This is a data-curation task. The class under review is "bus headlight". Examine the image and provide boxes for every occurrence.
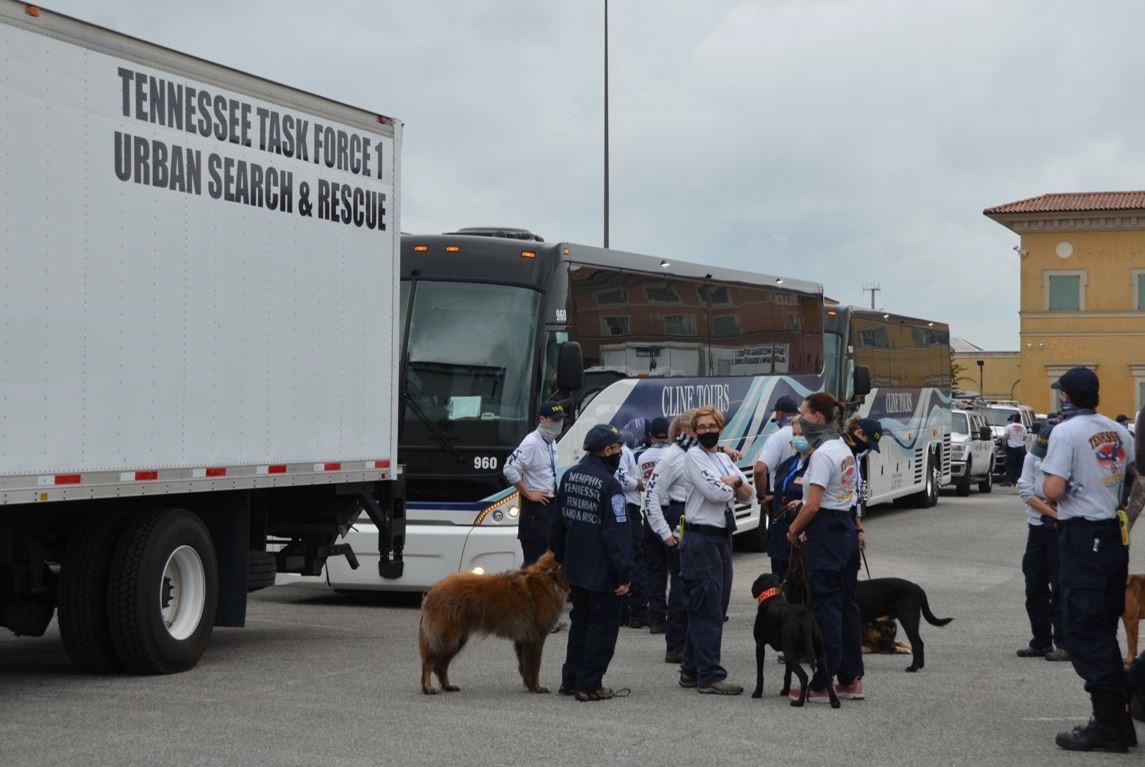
[476,492,521,526]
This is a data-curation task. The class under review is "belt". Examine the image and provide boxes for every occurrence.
[685,522,731,537]
[820,509,854,520]
[1057,517,1117,529]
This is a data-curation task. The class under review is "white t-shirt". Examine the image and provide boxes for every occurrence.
[1016,452,1049,526]
[1040,414,1134,522]
[758,424,794,492]
[1004,422,1028,449]
[804,438,857,511]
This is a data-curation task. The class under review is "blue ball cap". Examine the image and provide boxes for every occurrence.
[856,418,883,452]
[773,395,799,415]
[1030,423,1054,458]
[1051,367,1098,398]
[583,424,622,453]
[649,417,671,437]
[538,400,567,419]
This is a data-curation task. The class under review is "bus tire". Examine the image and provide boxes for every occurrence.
[911,453,938,508]
[107,508,218,674]
[58,516,128,673]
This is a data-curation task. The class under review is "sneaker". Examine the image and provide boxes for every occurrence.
[788,686,833,704]
[665,649,684,664]
[648,624,666,635]
[557,684,575,696]
[678,672,697,688]
[1016,645,1051,658]
[1044,648,1071,662]
[835,678,865,700]
[697,680,743,695]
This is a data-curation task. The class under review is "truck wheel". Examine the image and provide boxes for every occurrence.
[955,461,972,497]
[108,508,218,674]
[247,550,278,592]
[978,468,993,494]
[58,517,127,673]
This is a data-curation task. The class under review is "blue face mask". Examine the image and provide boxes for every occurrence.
[791,435,811,453]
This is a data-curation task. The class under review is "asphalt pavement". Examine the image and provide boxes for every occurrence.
[2,485,1142,766]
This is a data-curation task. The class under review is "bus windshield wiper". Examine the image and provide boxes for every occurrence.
[401,390,464,463]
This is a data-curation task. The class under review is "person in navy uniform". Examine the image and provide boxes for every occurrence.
[504,401,566,567]
[678,406,752,695]
[548,424,633,702]
[786,393,864,702]
[1041,368,1136,752]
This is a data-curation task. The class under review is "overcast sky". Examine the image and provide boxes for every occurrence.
[44,0,1145,350]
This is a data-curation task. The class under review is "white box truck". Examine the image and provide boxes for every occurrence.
[0,1,405,673]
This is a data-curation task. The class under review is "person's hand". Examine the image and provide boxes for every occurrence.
[636,479,646,492]
[757,494,773,506]
[857,530,867,551]
[524,488,552,504]
[786,528,805,546]
[723,446,743,461]
[663,536,678,548]
[720,474,740,487]
[614,582,631,596]
[785,499,801,512]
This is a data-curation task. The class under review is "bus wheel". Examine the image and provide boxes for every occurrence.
[107,508,218,674]
[911,453,938,508]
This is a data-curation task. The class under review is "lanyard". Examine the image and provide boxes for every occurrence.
[704,449,728,475]
[781,458,803,493]
[549,442,557,491]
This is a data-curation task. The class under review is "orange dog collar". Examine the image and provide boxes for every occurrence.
[756,587,780,605]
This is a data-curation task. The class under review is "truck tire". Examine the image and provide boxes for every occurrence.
[247,550,278,592]
[108,508,218,674]
[58,517,128,673]
[955,461,972,497]
[978,468,993,494]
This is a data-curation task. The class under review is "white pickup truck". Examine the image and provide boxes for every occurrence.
[948,408,994,495]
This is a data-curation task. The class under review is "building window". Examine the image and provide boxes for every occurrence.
[595,288,627,306]
[1044,270,1085,312]
[1134,271,1145,311]
[645,286,680,303]
[600,316,629,336]
[1133,364,1145,411]
[712,314,740,337]
[661,314,696,336]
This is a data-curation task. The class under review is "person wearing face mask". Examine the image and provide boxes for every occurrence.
[785,392,864,703]
[677,406,753,695]
[843,416,883,543]
[616,434,649,629]
[503,400,566,568]
[1040,368,1136,752]
[1015,423,1068,662]
[768,417,812,606]
[644,411,698,663]
[754,396,801,507]
[548,424,633,701]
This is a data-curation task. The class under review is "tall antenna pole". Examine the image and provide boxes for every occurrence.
[603,0,610,248]
[862,281,880,310]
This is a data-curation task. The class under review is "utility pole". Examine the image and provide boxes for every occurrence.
[862,281,880,310]
[603,0,609,248]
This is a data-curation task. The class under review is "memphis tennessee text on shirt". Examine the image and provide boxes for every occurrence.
[661,384,732,417]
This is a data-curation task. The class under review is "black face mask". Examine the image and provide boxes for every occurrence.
[697,432,720,450]
[846,433,868,455]
[603,453,622,473]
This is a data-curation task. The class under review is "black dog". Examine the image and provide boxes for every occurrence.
[750,573,840,708]
[857,577,952,672]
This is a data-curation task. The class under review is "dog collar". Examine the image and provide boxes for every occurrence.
[756,587,780,605]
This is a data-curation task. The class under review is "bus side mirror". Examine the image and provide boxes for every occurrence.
[853,365,871,397]
[557,341,584,391]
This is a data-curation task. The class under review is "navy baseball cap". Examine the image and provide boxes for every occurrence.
[538,401,567,419]
[583,424,623,453]
[649,417,670,437]
[1051,367,1098,398]
[1030,423,1054,458]
[856,418,883,452]
[772,396,799,415]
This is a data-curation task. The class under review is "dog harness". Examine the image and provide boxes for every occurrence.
[756,587,780,605]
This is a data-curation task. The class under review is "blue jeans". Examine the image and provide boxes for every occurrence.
[679,531,733,686]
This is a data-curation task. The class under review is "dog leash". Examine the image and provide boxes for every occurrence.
[861,548,872,580]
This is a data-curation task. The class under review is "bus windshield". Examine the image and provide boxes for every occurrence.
[403,281,541,426]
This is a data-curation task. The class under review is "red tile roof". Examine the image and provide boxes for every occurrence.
[984,191,1145,215]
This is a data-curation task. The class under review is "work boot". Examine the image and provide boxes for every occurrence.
[1055,692,1129,753]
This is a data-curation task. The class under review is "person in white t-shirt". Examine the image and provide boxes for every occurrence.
[1003,414,1029,486]
[786,392,863,704]
[753,395,800,505]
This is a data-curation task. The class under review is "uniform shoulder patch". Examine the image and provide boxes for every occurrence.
[611,494,627,523]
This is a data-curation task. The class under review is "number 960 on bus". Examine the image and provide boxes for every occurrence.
[473,456,499,470]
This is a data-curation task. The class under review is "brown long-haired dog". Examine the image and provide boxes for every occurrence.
[419,551,570,695]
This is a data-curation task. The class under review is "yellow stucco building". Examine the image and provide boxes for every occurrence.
[985,192,1145,417]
